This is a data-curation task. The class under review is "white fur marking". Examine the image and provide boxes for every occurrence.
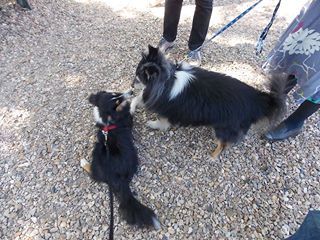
[130,90,144,114]
[147,118,171,131]
[93,106,105,125]
[170,70,194,100]
[80,159,89,168]
[134,76,145,90]
[180,61,193,70]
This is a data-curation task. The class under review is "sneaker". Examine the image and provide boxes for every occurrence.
[264,122,303,141]
[158,37,175,53]
[187,50,202,66]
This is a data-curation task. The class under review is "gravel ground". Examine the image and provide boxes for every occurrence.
[1,0,319,239]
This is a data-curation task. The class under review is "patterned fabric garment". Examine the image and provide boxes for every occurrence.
[263,0,320,104]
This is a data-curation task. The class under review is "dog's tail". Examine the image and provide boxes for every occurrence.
[118,186,160,229]
[259,74,288,125]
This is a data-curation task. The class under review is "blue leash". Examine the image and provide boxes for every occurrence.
[193,0,281,55]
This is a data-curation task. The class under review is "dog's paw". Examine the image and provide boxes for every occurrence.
[80,159,89,168]
[147,120,170,131]
[210,152,220,160]
[81,159,91,174]
[146,120,158,129]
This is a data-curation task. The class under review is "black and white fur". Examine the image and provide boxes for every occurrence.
[131,45,286,157]
[82,90,160,229]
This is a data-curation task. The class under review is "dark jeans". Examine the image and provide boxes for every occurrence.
[163,0,213,51]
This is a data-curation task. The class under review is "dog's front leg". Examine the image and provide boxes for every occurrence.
[130,90,145,115]
[147,117,171,131]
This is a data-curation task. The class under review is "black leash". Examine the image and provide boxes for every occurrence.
[195,0,265,53]
[108,185,114,240]
[101,127,115,240]
[181,0,282,59]
[255,0,282,55]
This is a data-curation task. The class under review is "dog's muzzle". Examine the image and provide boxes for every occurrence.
[132,76,144,90]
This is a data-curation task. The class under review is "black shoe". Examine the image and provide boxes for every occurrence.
[264,122,303,141]
[16,0,31,9]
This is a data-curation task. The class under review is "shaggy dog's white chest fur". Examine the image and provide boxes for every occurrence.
[169,70,194,100]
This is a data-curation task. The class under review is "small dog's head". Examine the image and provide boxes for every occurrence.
[88,90,133,126]
[133,45,172,89]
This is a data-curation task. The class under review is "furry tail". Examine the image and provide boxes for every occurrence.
[118,187,160,229]
[260,74,288,125]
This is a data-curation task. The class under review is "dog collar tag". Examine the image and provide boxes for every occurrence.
[101,125,117,142]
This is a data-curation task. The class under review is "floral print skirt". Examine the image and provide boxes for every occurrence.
[263,0,320,104]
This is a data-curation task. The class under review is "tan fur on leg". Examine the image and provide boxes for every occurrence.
[116,100,128,112]
[211,140,227,159]
[213,139,220,145]
[81,159,91,174]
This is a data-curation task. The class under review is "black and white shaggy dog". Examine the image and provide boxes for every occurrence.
[81,90,160,229]
[130,45,286,158]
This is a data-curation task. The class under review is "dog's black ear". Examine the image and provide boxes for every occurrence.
[144,63,160,80]
[88,93,98,105]
[148,44,159,57]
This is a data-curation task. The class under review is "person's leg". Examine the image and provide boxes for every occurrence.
[285,100,319,128]
[163,0,184,42]
[188,0,213,50]
[186,0,213,66]
[265,100,320,141]
[159,0,183,52]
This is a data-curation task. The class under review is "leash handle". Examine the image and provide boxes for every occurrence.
[255,0,282,55]
[109,186,114,240]
[194,0,265,52]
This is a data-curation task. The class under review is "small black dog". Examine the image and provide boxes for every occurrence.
[131,45,286,158]
[81,90,160,229]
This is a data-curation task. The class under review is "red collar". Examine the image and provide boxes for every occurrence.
[102,124,117,133]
